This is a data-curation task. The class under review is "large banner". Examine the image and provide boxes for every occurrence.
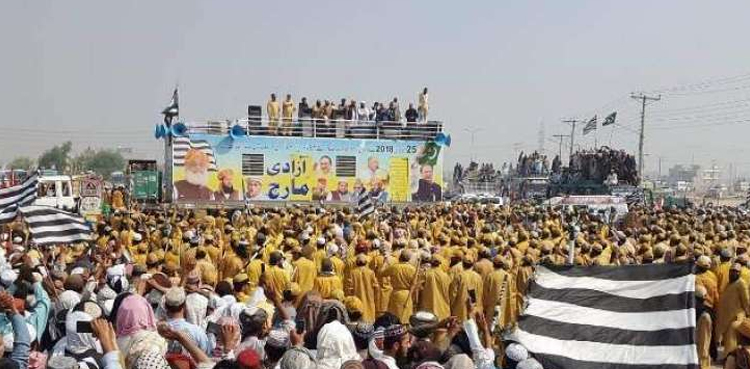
[171,134,444,203]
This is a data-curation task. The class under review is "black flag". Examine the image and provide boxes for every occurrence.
[603,111,617,126]
[162,88,179,126]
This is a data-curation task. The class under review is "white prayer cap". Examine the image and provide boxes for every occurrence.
[326,243,339,256]
[0,269,17,287]
[505,343,529,362]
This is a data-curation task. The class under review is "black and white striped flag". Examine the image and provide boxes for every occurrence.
[356,190,375,220]
[173,136,217,172]
[19,205,91,246]
[0,175,38,224]
[511,264,697,369]
[582,115,597,135]
[626,189,644,206]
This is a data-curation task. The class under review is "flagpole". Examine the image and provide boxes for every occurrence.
[163,86,178,203]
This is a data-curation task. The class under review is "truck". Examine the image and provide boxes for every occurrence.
[127,160,160,204]
[35,175,78,212]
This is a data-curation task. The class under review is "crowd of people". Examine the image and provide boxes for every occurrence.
[558,147,638,185]
[452,147,634,188]
[452,163,502,185]
[1,201,749,369]
[513,153,549,178]
[261,89,431,137]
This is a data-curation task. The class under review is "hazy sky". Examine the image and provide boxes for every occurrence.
[3,1,750,177]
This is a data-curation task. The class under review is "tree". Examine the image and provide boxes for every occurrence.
[38,141,73,172]
[71,147,125,178]
[70,148,96,174]
[7,156,35,170]
[86,149,125,178]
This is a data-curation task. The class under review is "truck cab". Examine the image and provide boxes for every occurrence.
[35,175,78,211]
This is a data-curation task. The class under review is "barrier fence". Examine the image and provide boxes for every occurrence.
[186,118,445,141]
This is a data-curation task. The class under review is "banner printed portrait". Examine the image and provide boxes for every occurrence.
[172,134,444,202]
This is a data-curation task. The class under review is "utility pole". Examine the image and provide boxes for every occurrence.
[631,93,661,185]
[562,119,581,159]
[658,156,663,179]
[552,134,567,159]
[537,120,546,154]
[463,127,483,162]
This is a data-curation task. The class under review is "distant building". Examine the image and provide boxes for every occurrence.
[734,180,750,193]
[674,181,691,192]
[668,164,700,184]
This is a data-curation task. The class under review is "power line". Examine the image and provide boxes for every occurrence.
[649,118,750,130]
[568,95,630,120]
[644,71,750,94]
[612,123,640,135]
[613,110,750,129]
[664,83,750,97]
[648,98,750,115]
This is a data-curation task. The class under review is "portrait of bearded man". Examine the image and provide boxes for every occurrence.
[174,148,215,201]
[214,168,242,201]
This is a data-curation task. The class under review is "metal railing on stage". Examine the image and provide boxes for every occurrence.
[187,118,444,141]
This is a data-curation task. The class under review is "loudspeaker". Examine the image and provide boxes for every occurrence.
[170,122,188,137]
[154,124,167,139]
[434,132,452,147]
[247,105,262,126]
[230,124,246,140]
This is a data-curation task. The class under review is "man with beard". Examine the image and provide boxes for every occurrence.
[174,149,214,201]
[214,169,241,201]
[329,180,351,202]
[369,171,390,204]
[380,324,411,369]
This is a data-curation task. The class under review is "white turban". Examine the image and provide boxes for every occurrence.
[505,343,529,362]
[0,269,17,288]
[106,264,129,292]
[55,290,81,314]
[327,243,339,257]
